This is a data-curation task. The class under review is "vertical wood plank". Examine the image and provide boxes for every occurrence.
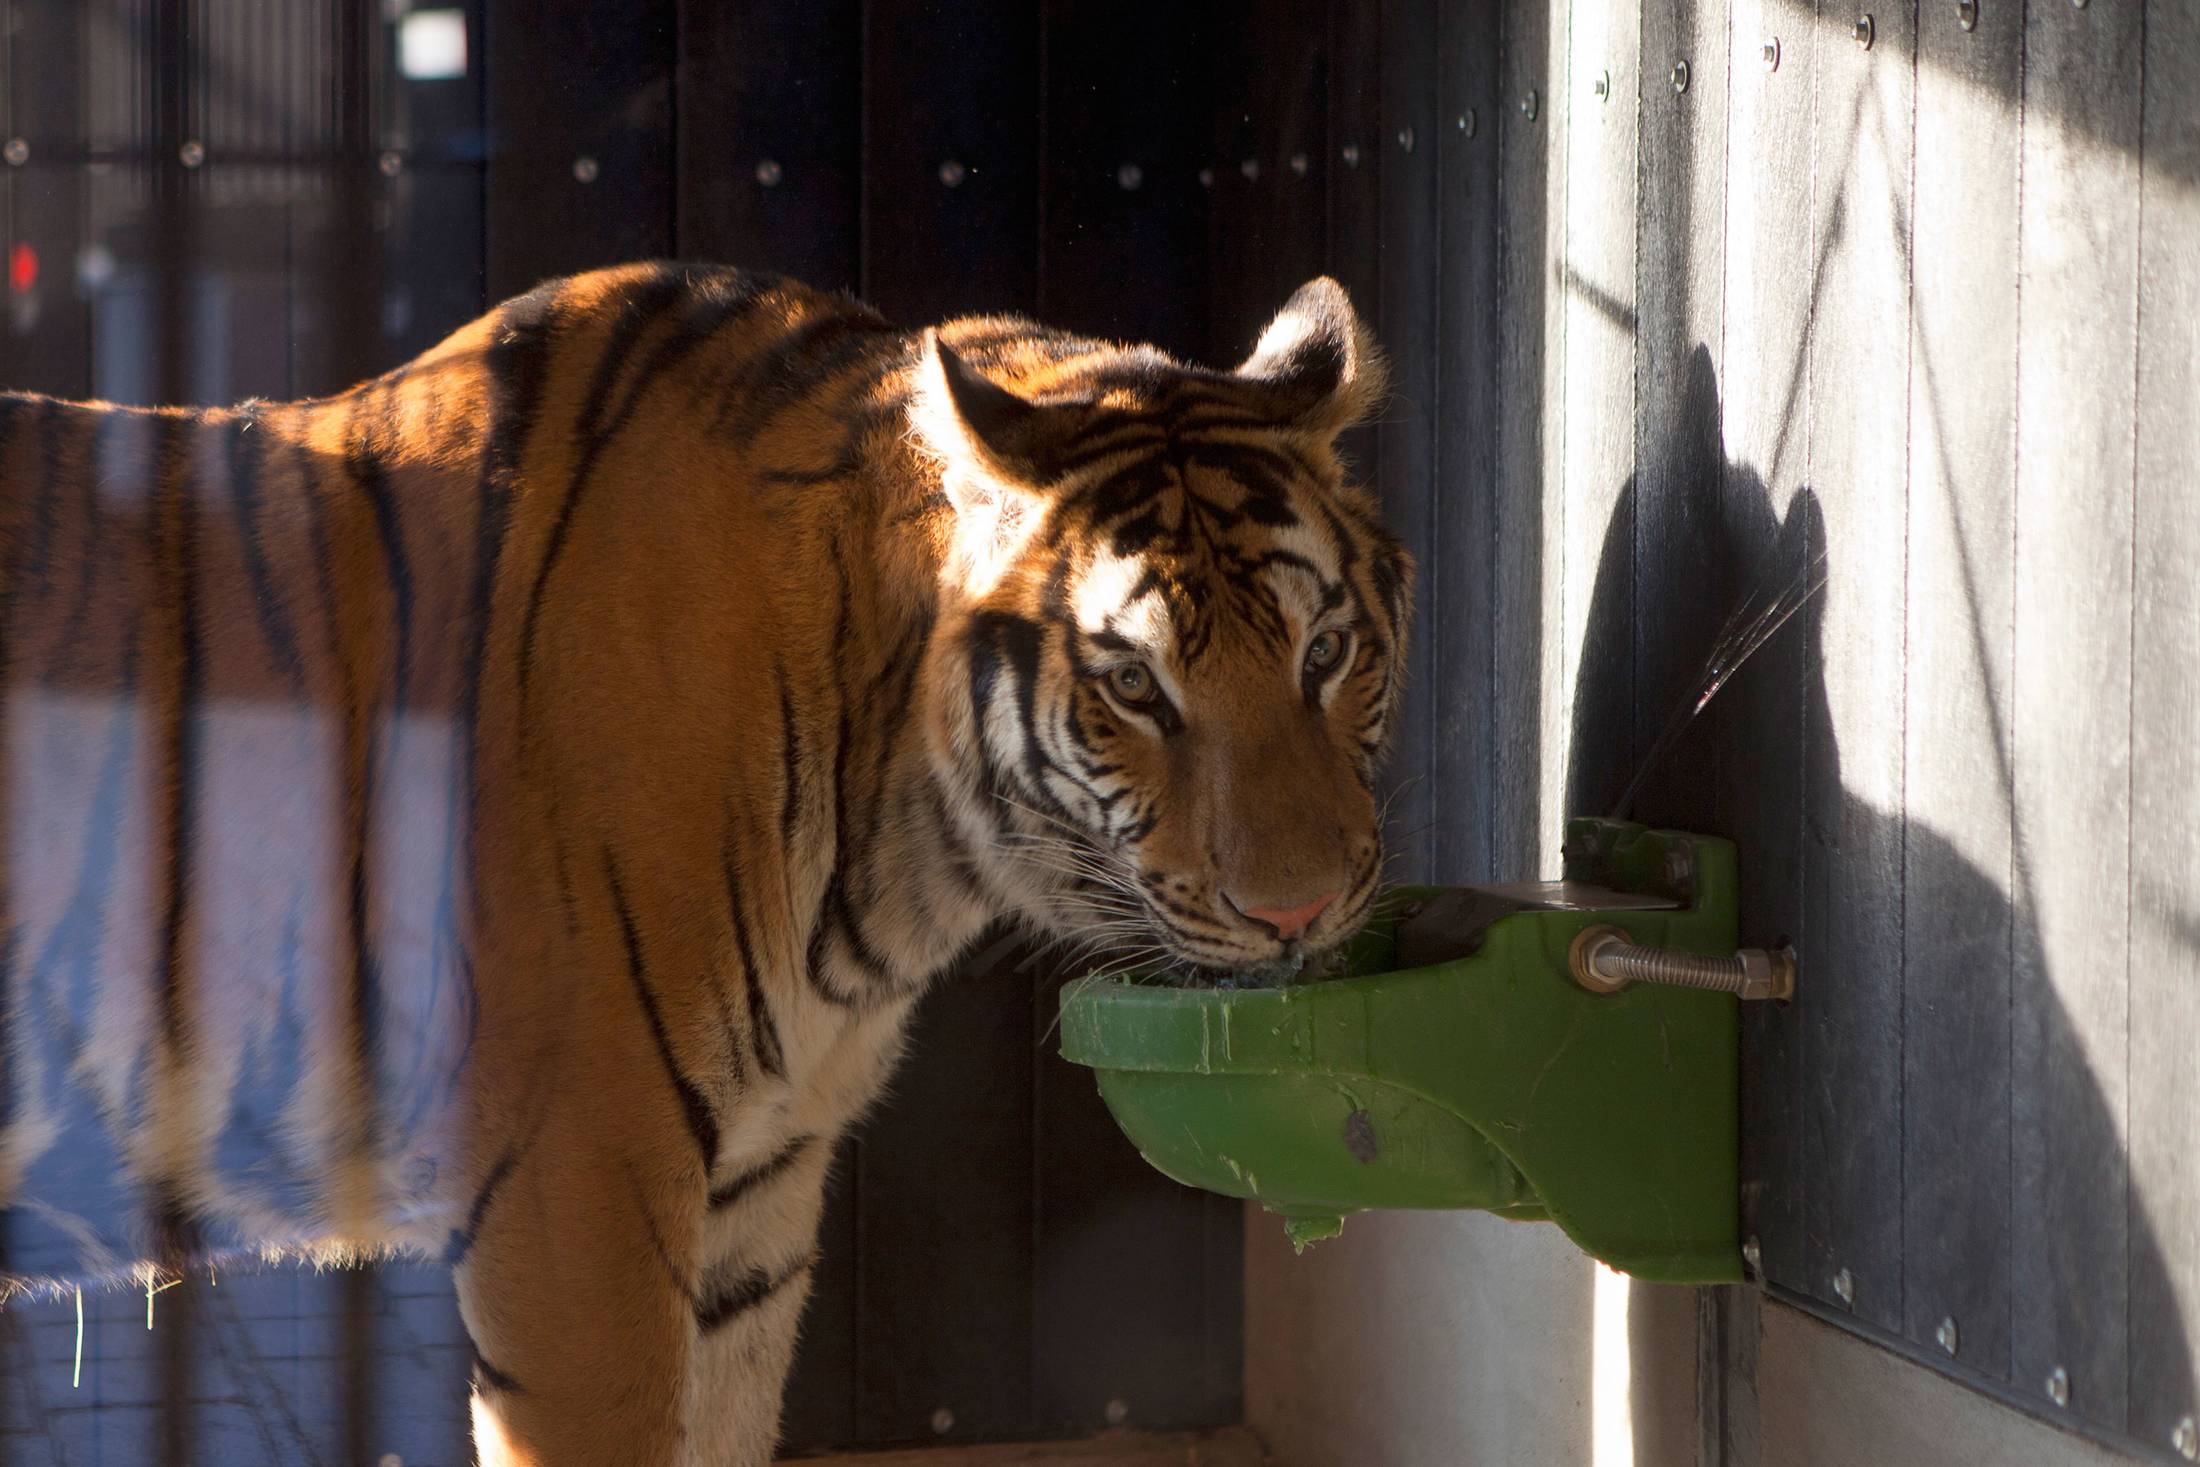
[2123,0,2200,1448]
[482,0,674,300]
[1900,0,2022,1383]
[1491,0,1560,878]
[2,0,92,397]
[1326,0,1381,489]
[1429,0,1502,883]
[1377,0,1438,885]
[1718,0,1813,1294]
[2009,0,2142,1432]
[1798,0,1913,1336]
[674,0,862,290]
[1555,0,1639,825]
[1629,0,1728,834]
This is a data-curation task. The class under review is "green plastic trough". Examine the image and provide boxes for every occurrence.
[1056,818,1745,1284]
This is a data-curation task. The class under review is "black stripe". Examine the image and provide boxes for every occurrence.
[776,658,803,844]
[707,1135,811,1211]
[723,824,785,1078]
[711,311,899,444]
[470,1347,525,1396]
[154,415,198,1047]
[444,1142,523,1266]
[222,405,309,695]
[606,850,721,1170]
[349,381,415,710]
[695,1255,812,1334]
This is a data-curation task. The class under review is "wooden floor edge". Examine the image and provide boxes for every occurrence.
[778,1424,1271,1466]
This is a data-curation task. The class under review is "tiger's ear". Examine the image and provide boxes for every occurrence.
[1233,277,1387,435]
[911,330,1083,493]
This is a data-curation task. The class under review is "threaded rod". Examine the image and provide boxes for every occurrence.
[1569,924,1795,1002]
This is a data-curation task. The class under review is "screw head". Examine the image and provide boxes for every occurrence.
[1396,126,1415,153]
[2071,0,2088,8]
[2173,1416,2198,1461]
[1340,142,1362,167]
[2046,1367,2070,1407]
[1957,0,1978,30]
[2,137,26,167]
[1104,1398,1130,1426]
[931,1407,955,1435]
[378,149,404,177]
[1239,157,1260,181]
[1741,1236,1762,1274]
[1832,1267,1855,1306]
[1196,166,1214,187]
[755,157,783,187]
[1521,89,1539,121]
[1761,37,1782,72]
[938,158,967,188]
[1855,13,1876,47]
[178,139,206,169]
[571,155,599,184]
[1671,60,1691,94]
[1116,162,1143,190]
[1593,70,1611,101]
[1458,109,1478,138]
[1288,152,1309,176]
[1935,1316,1959,1355]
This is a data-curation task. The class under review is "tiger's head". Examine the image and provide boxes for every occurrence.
[915,279,1412,980]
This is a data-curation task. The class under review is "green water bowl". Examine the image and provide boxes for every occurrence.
[1057,819,1747,1282]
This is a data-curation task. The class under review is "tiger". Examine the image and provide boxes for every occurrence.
[0,261,1411,1466]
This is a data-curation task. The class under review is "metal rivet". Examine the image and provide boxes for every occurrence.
[1741,1237,1762,1274]
[1593,70,1611,101]
[2,138,26,167]
[1957,0,1978,31]
[1833,1268,1855,1306]
[1395,126,1415,153]
[1340,142,1362,167]
[1760,37,1781,72]
[178,139,205,169]
[1116,162,1143,191]
[1289,152,1309,176]
[1196,166,1214,188]
[571,155,599,184]
[2173,1416,2198,1461]
[1855,13,1875,48]
[1239,157,1260,180]
[1521,90,1539,121]
[1104,1398,1130,1426]
[1458,109,1478,138]
[938,158,966,188]
[378,150,404,177]
[2046,1367,2070,1408]
[931,1407,955,1435]
[1935,1316,1959,1355]
[755,158,783,187]
[1671,60,1691,94]
[1665,848,1694,889]
[2071,0,2088,8]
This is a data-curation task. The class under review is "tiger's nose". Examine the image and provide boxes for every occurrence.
[1229,890,1339,942]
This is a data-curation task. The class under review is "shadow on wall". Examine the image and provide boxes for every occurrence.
[1564,346,2193,1456]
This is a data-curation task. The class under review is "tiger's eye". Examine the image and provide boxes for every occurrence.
[1304,630,1345,673]
[1109,663,1158,704]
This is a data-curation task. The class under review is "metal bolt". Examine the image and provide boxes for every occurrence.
[1458,109,1478,138]
[1833,1268,1855,1306]
[938,158,966,188]
[755,158,783,187]
[178,139,205,169]
[1761,37,1782,72]
[571,155,599,184]
[1288,152,1309,176]
[931,1407,955,1435]
[1935,1316,1959,1355]
[1340,142,1362,167]
[1104,1398,1130,1426]
[1671,60,1691,94]
[2,137,25,167]
[1116,162,1143,191]
[2046,1367,2070,1407]
[1741,1236,1762,1274]
[1521,90,1539,121]
[1396,126,1415,153]
[1593,70,1611,101]
[1855,13,1876,48]
[378,150,403,177]
[1957,0,1978,31]
[1197,167,1214,188]
[1239,157,1260,181]
[2173,1416,2198,1461]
